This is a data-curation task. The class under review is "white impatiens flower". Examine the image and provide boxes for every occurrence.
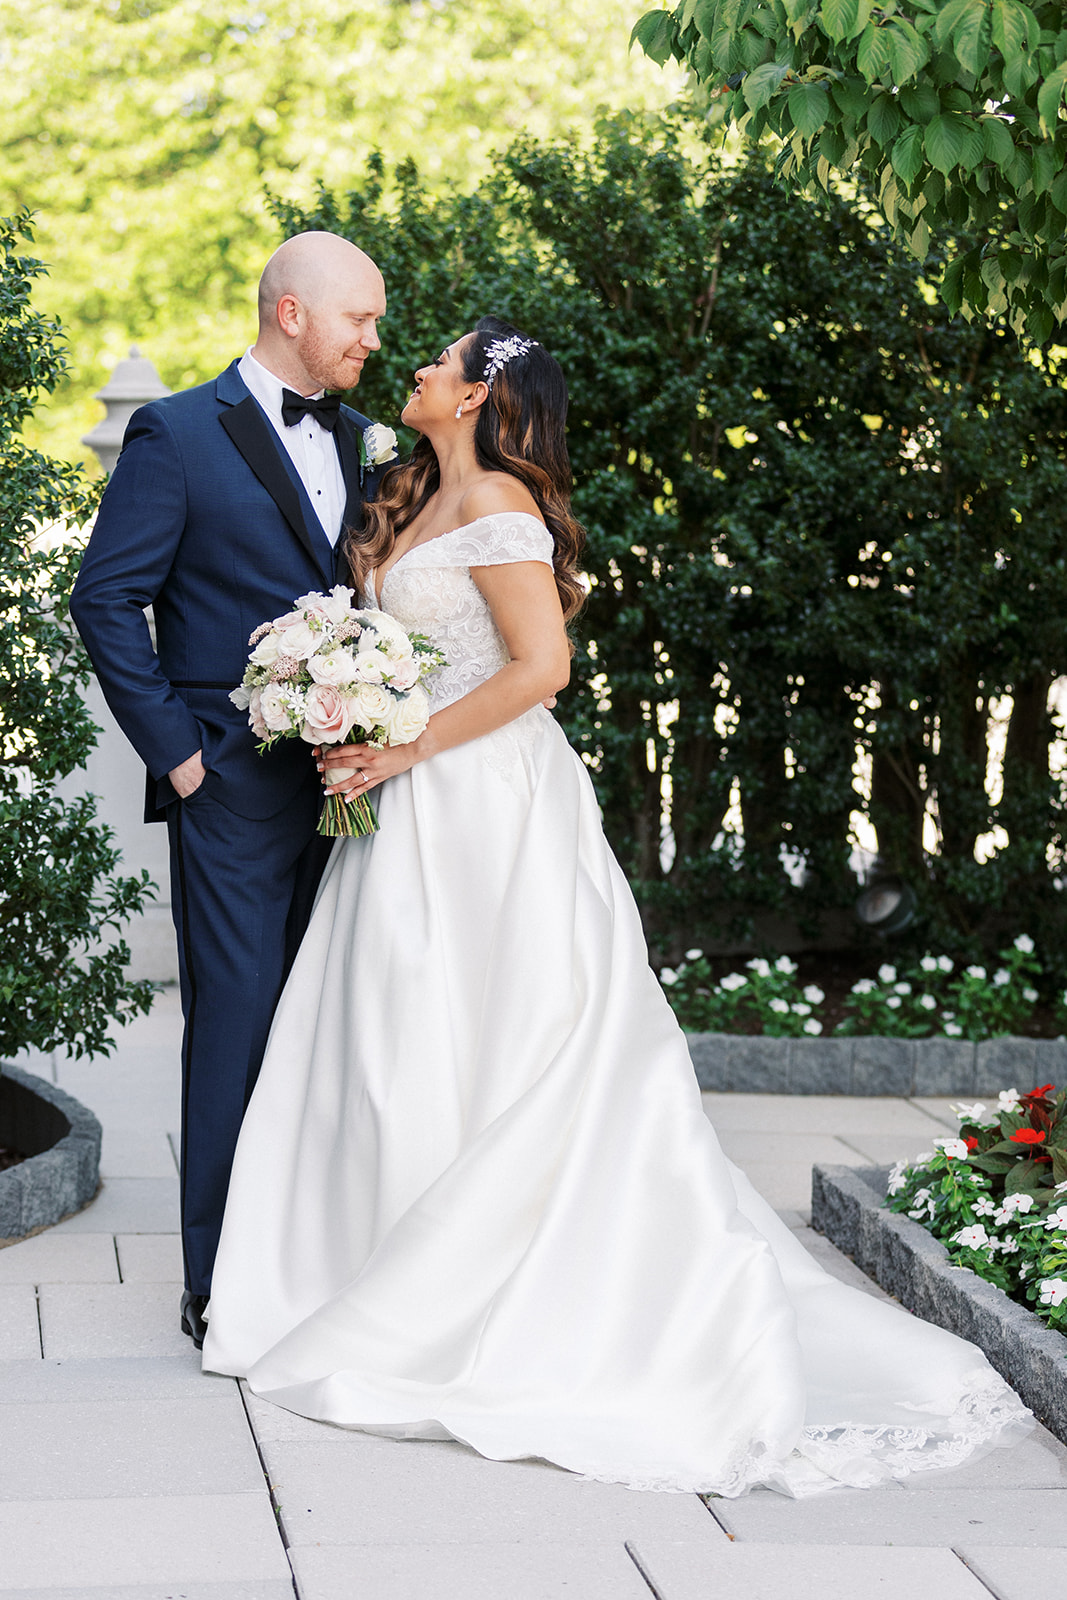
[775,955,797,974]
[937,955,954,972]
[993,968,1011,987]
[908,1187,936,1220]
[747,958,771,978]
[1023,987,1038,1003]
[803,1018,823,1035]
[999,1236,1020,1255]
[660,968,678,986]
[935,1138,971,1160]
[768,998,790,1015]
[1043,1206,1067,1233]
[720,972,747,992]
[894,980,912,995]
[792,1002,812,1016]
[919,994,937,1011]
[887,1160,909,1195]
[953,1101,991,1125]
[878,963,897,983]
[685,948,703,961]
[973,1198,996,1217]
[997,1089,1021,1112]
[851,978,876,995]
[913,1152,934,1165]
[1014,934,1035,954]
[803,984,825,1004]
[1038,1278,1067,1308]
[944,1022,963,1037]
[953,1224,990,1250]
[965,965,987,981]
[886,995,903,1009]
[920,955,938,972]
[994,1194,1035,1226]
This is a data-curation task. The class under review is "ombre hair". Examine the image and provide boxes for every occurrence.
[344,317,586,624]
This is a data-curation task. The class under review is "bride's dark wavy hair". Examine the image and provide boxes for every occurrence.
[344,317,586,624]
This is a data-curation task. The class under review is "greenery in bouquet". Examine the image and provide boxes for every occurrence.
[659,935,1053,1042]
[231,587,443,838]
[885,1084,1067,1335]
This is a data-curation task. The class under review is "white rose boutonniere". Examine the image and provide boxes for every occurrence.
[362,423,399,469]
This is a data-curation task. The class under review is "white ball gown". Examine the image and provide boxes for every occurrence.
[203,511,1030,1496]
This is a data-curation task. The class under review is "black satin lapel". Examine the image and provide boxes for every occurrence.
[220,398,327,576]
[334,413,365,533]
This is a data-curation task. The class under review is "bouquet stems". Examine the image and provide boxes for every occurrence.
[317,791,379,838]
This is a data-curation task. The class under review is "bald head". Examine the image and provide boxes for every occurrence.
[252,231,386,395]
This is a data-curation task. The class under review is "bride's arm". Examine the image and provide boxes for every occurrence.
[321,560,571,798]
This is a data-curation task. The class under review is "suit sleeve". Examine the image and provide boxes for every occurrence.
[70,402,203,780]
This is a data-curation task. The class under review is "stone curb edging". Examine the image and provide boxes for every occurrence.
[811,1162,1067,1446]
[0,1064,102,1243]
[687,1032,1067,1096]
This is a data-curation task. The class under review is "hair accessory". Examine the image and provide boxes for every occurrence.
[482,335,538,389]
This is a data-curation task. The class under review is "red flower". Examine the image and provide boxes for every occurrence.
[1030,1084,1055,1099]
[965,1136,978,1150]
[1010,1128,1046,1145]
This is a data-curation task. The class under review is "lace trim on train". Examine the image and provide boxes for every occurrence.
[576,1369,1032,1498]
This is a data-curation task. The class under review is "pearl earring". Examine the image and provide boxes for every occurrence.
[455,404,463,420]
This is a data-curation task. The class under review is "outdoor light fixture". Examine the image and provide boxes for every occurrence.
[854,875,916,936]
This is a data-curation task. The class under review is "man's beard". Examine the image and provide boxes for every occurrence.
[299,323,360,393]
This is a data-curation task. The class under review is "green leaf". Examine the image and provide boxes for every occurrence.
[951,1,993,78]
[743,59,789,110]
[1037,62,1067,136]
[820,0,873,44]
[1003,49,1039,97]
[856,22,890,81]
[981,114,1015,168]
[925,111,966,173]
[631,10,677,64]
[1032,141,1059,195]
[991,0,1030,61]
[909,214,931,259]
[867,91,901,144]
[900,84,940,122]
[1050,165,1067,216]
[788,82,832,138]
[886,18,930,85]
[891,123,926,184]
[934,0,977,49]
[942,255,966,314]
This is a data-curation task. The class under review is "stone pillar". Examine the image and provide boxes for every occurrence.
[81,346,170,474]
[69,349,177,982]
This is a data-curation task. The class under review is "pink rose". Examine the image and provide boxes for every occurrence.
[301,683,356,745]
[248,687,269,741]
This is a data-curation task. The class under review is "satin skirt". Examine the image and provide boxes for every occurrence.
[203,711,1030,1495]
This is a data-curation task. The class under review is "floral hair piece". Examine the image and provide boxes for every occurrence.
[482,335,538,389]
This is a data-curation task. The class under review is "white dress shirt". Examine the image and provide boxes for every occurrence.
[237,349,347,547]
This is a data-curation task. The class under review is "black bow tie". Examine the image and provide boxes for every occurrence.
[280,388,342,431]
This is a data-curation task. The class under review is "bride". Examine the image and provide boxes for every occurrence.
[202,317,1030,1496]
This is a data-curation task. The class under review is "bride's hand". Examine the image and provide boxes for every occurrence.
[318,740,420,799]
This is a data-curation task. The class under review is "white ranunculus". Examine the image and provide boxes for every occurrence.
[385,683,431,745]
[293,585,354,626]
[260,682,298,734]
[354,651,387,685]
[308,649,358,688]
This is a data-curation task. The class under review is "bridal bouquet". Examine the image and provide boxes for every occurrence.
[230,586,443,837]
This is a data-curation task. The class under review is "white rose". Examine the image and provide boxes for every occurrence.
[260,682,297,734]
[385,683,431,745]
[363,610,411,654]
[294,585,354,626]
[308,648,358,687]
[250,631,284,667]
[246,686,268,740]
[349,682,394,731]
[363,423,399,466]
[276,619,319,660]
[385,656,419,691]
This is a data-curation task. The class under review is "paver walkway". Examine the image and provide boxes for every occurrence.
[2,990,1065,1598]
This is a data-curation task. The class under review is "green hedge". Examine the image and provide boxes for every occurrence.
[272,112,1067,975]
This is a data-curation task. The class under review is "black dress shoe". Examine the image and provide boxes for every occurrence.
[180,1290,209,1349]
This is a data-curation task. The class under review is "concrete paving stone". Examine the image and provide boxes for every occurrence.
[0,1353,228,1403]
[909,1097,964,1129]
[701,1093,944,1136]
[117,1232,185,1282]
[241,1383,340,1445]
[724,1159,823,1214]
[0,1393,263,1500]
[50,1176,180,1234]
[102,1128,180,1178]
[262,1433,720,1548]
[776,1207,808,1230]
[956,1545,1067,1600]
[713,1486,1067,1547]
[630,1537,995,1600]
[289,1541,653,1600]
[0,1588,295,1600]
[0,1285,40,1360]
[790,1227,894,1301]
[0,1232,118,1285]
[836,1131,959,1168]
[0,1495,291,1588]
[715,1131,868,1172]
[39,1281,191,1358]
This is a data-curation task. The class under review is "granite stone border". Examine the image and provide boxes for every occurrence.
[687,1032,1067,1096]
[811,1161,1067,1446]
[0,1064,102,1243]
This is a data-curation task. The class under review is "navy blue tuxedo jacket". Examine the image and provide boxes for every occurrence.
[71,360,379,822]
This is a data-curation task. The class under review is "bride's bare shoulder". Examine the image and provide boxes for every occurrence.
[460,474,543,525]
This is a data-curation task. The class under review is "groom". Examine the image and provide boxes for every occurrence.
[70,232,390,1347]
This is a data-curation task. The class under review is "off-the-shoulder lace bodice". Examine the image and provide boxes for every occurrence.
[369,512,555,713]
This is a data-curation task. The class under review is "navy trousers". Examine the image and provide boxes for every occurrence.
[167,780,332,1295]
